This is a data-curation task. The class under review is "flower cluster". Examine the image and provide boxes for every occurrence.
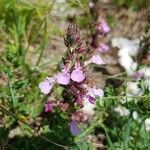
[95,20,110,34]
[89,19,110,53]
[39,24,105,135]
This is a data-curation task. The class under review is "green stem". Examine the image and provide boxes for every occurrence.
[124,115,132,149]
[143,120,150,148]
[100,124,114,149]
[35,0,55,66]
[101,95,150,100]
[8,81,17,108]
[36,32,46,66]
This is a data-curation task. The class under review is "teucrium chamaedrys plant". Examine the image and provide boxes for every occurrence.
[39,24,105,135]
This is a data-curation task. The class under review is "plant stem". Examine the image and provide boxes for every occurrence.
[8,81,17,108]
[101,95,150,100]
[36,18,47,66]
[100,124,114,149]
[124,115,132,149]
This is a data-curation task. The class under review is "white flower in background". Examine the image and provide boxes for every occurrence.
[144,118,150,131]
[114,107,150,131]
[111,37,139,75]
[114,106,130,117]
[9,127,22,139]
[144,79,150,90]
[139,67,150,78]
[112,37,139,57]
[126,82,143,96]
[132,111,138,120]
[121,82,144,103]
[118,54,138,75]
[139,67,150,89]
[111,37,149,102]
[132,111,141,122]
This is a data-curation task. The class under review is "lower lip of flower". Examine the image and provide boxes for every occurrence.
[71,69,85,82]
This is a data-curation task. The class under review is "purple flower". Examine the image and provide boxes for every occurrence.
[91,55,105,65]
[45,101,57,112]
[87,95,95,104]
[100,21,110,33]
[70,120,81,136]
[39,77,55,94]
[97,43,109,52]
[57,70,70,85]
[87,87,104,104]
[93,88,104,97]
[45,103,54,112]
[71,63,85,83]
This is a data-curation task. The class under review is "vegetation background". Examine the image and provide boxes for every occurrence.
[0,0,149,149]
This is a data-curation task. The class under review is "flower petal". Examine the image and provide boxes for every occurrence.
[101,21,110,33]
[70,120,81,136]
[87,87,104,98]
[45,103,53,112]
[39,79,53,94]
[97,43,109,52]
[71,69,85,82]
[87,95,95,104]
[93,88,104,97]
[91,55,105,65]
[57,72,70,85]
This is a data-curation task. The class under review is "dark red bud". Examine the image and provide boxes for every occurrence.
[77,46,86,53]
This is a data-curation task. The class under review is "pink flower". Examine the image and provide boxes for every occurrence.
[45,103,54,112]
[57,70,70,85]
[71,63,85,83]
[45,101,57,112]
[97,43,109,52]
[39,77,55,94]
[87,87,104,104]
[100,21,110,33]
[92,88,104,97]
[91,54,105,65]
